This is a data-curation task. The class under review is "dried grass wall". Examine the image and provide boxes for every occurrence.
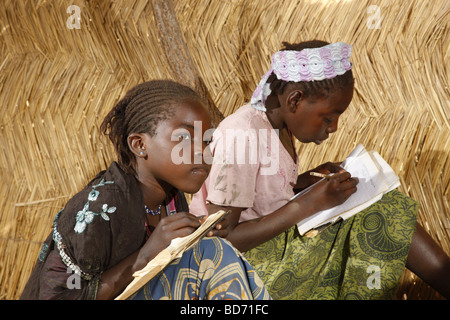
[0,0,448,299]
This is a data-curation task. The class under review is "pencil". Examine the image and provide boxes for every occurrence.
[310,172,333,179]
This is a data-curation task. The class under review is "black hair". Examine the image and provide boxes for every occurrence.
[100,80,204,176]
[268,40,354,100]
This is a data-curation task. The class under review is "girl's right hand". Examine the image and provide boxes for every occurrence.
[134,212,202,269]
[299,170,359,213]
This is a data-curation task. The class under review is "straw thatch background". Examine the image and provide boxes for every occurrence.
[0,0,448,300]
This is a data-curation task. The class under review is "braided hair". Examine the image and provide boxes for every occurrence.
[100,80,205,176]
[268,40,354,100]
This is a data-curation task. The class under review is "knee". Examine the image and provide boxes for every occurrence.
[198,237,239,255]
[407,225,450,282]
[431,253,450,278]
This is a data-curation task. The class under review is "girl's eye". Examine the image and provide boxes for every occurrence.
[203,131,213,146]
[178,133,191,142]
[324,118,332,124]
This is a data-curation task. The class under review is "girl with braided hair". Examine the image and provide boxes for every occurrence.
[190,40,450,299]
[21,80,270,300]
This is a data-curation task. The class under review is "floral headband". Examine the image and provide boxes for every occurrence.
[250,42,352,111]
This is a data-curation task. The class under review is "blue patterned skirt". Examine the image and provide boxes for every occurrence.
[131,237,270,300]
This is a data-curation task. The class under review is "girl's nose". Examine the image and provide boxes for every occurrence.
[193,148,203,164]
[327,119,339,134]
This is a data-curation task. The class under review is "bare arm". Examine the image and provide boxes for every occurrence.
[208,195,318,252]
[208,171,358,252]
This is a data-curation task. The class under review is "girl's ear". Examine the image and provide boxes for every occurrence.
[286,90,304,113]
[127,133,147,158]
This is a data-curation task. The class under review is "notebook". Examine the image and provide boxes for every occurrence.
[292,144,400,236]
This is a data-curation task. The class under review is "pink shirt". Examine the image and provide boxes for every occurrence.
[190,104,298,222]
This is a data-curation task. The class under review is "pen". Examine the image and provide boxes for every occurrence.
[310,172,334,179]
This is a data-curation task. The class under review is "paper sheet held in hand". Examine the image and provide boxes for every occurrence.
[115,209,230,300]
[292,144,400,236]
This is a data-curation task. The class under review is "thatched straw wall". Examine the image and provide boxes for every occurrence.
[0,0,448,299]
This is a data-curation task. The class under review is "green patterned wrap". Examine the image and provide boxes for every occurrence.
[244,190,418,300]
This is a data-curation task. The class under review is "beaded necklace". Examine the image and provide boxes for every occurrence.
[145,205,161,215]
[144,205,161,239]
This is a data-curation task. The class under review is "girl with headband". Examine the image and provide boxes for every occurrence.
[191,40,450,299]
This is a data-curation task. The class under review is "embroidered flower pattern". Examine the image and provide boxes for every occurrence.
[74,179,116,234]
[251,42,352,112]
[271,44,352,82]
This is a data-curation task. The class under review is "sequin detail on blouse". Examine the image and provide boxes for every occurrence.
[74,179,117,234]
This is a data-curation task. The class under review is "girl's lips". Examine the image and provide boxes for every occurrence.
[191,165,210,175]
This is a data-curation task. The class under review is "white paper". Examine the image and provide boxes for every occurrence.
[295,145,400,235]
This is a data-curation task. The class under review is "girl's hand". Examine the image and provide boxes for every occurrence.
[135,212,202,268]
[298,170,358,213]
[203,204,243,239]
[205,213,231,238]
[197,214,230,238]
[312,161,343,175]
[295,162,343,191]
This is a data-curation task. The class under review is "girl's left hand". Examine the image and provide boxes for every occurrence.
[205,214,231,238]
[202,205,243,239]
[312,161,343,175]
[294,161,343,191]
[196,214,228,237]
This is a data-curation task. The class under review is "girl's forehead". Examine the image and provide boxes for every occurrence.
[321,86,353,109]
[300,88,352,116]
[161,100,211,128]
